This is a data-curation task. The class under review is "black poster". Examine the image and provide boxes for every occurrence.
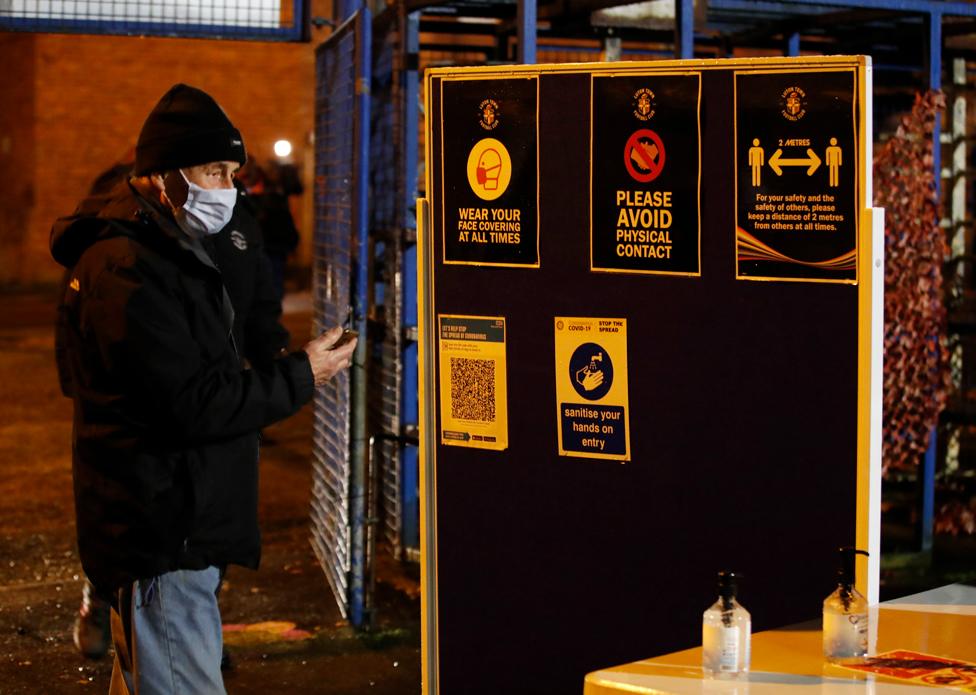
[590,73,700,275]
[735,70,858,282]
[440,77,539,267]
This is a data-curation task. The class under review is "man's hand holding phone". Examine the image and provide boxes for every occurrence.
[302,326,358,386]
[330,328,358,350]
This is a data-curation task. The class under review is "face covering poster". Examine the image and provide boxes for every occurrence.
[439,77,539,268]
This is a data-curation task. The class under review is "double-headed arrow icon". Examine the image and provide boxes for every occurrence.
[768,148,821,176]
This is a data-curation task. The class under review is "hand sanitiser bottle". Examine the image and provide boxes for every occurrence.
[823,547,870,663]
[702,571,751,679]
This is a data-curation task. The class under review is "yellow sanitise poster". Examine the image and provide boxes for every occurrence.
[438,315,508,450]
[554,317,630,461]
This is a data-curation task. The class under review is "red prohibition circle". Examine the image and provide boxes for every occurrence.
[624,129,666,183]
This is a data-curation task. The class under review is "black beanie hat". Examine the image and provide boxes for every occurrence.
[134,84,247,176]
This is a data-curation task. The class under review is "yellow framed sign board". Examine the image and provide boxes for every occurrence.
[419,55,881,695]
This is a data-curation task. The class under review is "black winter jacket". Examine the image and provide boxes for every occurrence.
[206,188,290,368]
[51,181,314,593]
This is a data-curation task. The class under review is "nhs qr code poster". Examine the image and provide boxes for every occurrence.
[438,315,509,450]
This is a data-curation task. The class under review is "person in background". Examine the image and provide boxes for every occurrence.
[64,151,137,661]
[239,159,300,305]
[87,149,136,197]
[52,83,356,694]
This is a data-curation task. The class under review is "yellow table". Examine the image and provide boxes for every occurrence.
[584,585,976,694]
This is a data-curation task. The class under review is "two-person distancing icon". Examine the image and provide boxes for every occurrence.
[749,137,842,187]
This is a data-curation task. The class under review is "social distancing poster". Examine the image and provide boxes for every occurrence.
[554,317,630,461]
[438,315,509,450]
[734,69,858,282]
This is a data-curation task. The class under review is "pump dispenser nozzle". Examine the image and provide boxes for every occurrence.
[717,571,738,613]
[836,547,869,610]
[837,547,869,588]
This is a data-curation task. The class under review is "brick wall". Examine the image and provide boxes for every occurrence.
[0,34,37,287]
[2,30,320,285]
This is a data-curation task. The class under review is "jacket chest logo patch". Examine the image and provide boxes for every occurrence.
[230,230,247,251]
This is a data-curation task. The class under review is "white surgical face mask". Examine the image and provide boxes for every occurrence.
[174,170,237,237]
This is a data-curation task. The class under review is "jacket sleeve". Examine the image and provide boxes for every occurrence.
[85,251,314,443]
[243,238,291,370]
[54,269,76,398]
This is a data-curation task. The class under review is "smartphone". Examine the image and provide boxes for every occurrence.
[330,328,358,350]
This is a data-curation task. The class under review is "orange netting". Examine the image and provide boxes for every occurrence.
[875,91,951,477]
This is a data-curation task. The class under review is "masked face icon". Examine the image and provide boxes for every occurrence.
[476,149,502,190]
[467,138,511,200]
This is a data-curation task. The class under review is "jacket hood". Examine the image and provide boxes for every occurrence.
[50,181,146,268]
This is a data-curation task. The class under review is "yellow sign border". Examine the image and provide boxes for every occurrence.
[426,54,868,78]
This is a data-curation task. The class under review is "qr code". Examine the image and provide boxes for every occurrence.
[450,357,496,422]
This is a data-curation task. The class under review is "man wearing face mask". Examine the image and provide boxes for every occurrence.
[51,84,355,695]
[67,165,294,664]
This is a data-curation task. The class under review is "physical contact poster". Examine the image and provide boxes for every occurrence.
[554,317,630,461]
[734,69,858,283]
[590,73,701,275]
[440,77,539,267]
[438,315,509,450]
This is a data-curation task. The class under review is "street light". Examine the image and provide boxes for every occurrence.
[274,139,292,158]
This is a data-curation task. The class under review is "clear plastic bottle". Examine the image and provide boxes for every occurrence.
[702,571,751,679]
[823,547,869,664]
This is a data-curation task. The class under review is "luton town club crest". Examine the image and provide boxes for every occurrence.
[780,86,807,121]
[632,88,656,121]
[479,99,499,130]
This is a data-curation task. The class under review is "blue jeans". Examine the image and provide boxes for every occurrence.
[109,567,226,695]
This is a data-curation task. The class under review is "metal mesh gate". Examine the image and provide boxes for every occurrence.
[310,10,370,625]
[0,0,306,39]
